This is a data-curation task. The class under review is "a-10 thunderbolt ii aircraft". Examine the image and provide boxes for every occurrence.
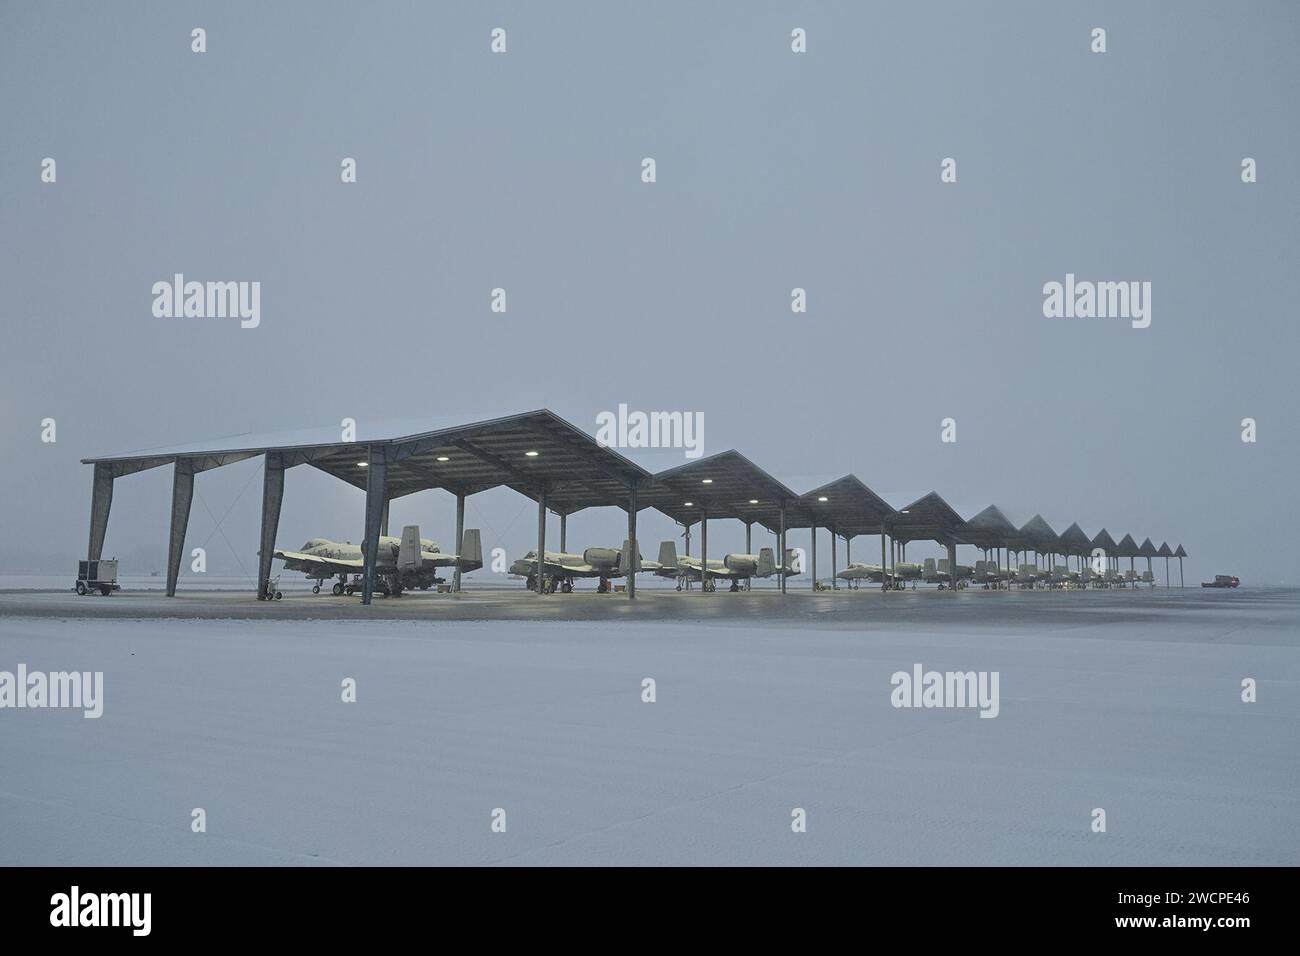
[922,557,973,588]
[274,525,482,596]
[509,541,660,593]
[652,541,797,591]
[836,561,925,589]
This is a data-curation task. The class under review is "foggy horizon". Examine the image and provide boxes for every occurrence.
[3,1,1297,585]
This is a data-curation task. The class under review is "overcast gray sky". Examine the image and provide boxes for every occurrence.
[2,1,1298,583]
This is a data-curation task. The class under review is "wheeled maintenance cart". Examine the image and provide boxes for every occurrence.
[75,558,120,596]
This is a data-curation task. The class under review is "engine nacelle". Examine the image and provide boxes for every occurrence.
[723,553,758,575]
[583,547,621,567]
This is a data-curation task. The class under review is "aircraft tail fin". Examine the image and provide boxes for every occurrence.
[658,540,678,570]
[620,539,640,573]
[757,547,775,577]
[459,529,483,572]
[398,525,422,571]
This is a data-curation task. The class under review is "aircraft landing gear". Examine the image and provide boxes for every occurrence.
[561,579,573,594]
[332,582,345,596]
[729,581,740,592]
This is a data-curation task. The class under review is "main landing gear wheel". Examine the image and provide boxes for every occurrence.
[561,580,573,594]
[75,582,87,595]
[332,582,345,596]
[312,585,321,594]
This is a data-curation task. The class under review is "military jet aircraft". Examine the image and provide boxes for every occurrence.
[923,557,973,589]
[509,540,658,593]
[836,562,886,587]
[275,525,482,596]
[654,541,793,591]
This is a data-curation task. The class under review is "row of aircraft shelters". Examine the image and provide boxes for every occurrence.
[81,409,1190,604]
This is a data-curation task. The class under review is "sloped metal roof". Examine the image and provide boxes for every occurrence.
[634,449,807,533]
[1174,544,1188,558]
[790,475,897,537]
[1019,514,1060,551]
[961,505,1021,549]
[1115,533,1141,557]
[889,492,967,545]
[1138,537,1159,558]
[1157,541,1174,557]
[84,409,653,512]
[1091,528,1119,552]
[1058,523,1093,555]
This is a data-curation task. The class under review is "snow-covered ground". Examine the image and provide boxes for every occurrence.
[1,593,1297,865]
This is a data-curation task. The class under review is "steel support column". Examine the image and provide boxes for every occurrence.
[880,523,888,592]
[87,462,114,561]
[699,509,709,592]
[536,486,547,596]
[452,493,465,592]
[810,523,817,590]
[947,539,958,591]
[744,521,752,590]
[559,513,567,555]
[778,504,786,594]
[831,528,837,589]
[257,452,285,600]
[380,499,390,537]
[361,445,388,605]
[626,486,637,601]
[166,459,195,597]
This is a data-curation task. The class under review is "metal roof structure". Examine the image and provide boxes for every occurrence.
[1157,542,1174,558]
[1174,544,1188,558]
[1058,523,1093,555]
[83,409,653,511]
[633,449,806,533]
[961,505,1021,550]
[1115,534,1141,558]
[889,492,968,546]
[1019,514,1060,552]
[1090,528,1119,553]
[791,475,897,537]
[81,407,1188,603]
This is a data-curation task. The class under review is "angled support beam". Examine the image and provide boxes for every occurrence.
[450,438,540,491]
[257,452,286,600]
[166,459,195,597]
[361,444,389,605]
[87,463,115,561]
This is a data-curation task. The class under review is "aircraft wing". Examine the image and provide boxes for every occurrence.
[274,549,364,576]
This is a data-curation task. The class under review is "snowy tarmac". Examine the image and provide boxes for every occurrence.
[1,587,1296,865]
